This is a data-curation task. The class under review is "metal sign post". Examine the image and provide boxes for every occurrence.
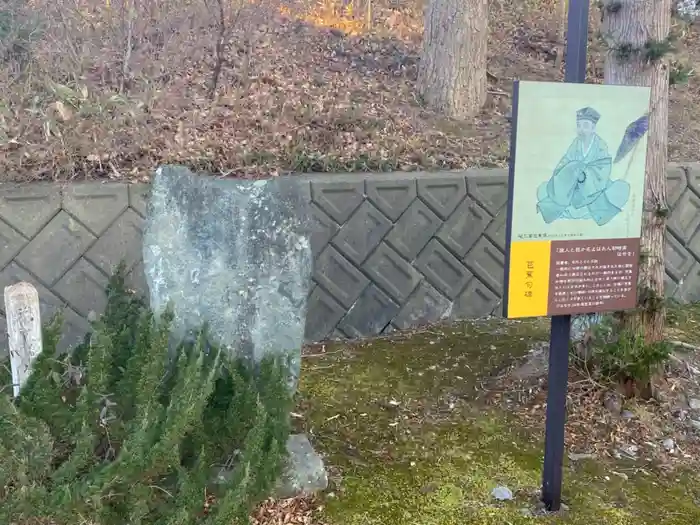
[541,0,590,512]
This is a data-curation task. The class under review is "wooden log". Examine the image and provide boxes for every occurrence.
[4,282,42,398]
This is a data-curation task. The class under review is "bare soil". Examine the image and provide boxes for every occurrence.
[1,0,698,182]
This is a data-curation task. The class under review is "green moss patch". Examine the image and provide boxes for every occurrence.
[297,319,700,525]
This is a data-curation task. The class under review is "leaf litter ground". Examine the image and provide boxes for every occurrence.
[2,0,699,181]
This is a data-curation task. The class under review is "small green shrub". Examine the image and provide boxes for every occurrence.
[0,265,292,524]
[592,330,672,385]
[573,317,673,387]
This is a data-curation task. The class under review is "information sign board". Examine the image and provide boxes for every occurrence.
[504,81,651,319]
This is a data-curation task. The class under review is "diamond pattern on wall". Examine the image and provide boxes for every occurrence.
[338,284,399,338]
[667,166,688,208]
[54,258,109,317]
[415,239,473,300]
[313,245,369,308]
[63,183,129,236]
[0,184,61,238]
[669,188,700,243]
[666,232,695,283]
[332,200,392,265]
[0,219,26,269]
[386,199,441,260]
[85,208,144,276]
[16,211,96,287]
[393,282,451,330]
[1,165,698,356]
[417,176,467,219]
[484,210,506,252]
[311,180,364,223]
[463,237,505,295]
[665,270,679,300]
[129,184,151,218]
[366,179,417,221]
[453,278,500,318]
[310,203,339,257]
[677,262,700,303]
[305,286,346,341]
[685,163,700,198]
[466,169,508,215]
[362,242,422,303]
[437,197,492,258]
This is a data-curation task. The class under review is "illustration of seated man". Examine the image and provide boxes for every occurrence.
[536,106,630,226]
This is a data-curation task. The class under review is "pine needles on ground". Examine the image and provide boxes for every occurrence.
[0,264,293,525]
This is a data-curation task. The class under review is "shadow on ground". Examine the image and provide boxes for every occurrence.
[297,317,700,525]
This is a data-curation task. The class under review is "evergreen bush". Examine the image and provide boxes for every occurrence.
[570,316,672,393]
[0,265,292,525]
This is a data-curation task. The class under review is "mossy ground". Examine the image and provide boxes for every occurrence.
[296,318,700,525]
[668,303,700,347]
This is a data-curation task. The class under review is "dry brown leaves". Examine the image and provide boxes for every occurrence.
[251,496,325,525]
[12,497,324,525]
[2,0,699,182]
[485,344,700,472]
[0,0,541,182]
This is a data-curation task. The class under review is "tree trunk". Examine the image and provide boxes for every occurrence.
[602,0,670,343]
[418,0,487,118]
[555,0,567,69]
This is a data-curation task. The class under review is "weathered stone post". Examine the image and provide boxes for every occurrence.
[4,282,42,398]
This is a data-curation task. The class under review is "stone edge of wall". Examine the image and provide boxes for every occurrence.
[2,161,695,188]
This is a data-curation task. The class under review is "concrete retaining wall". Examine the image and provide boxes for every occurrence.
[0,164,698,351]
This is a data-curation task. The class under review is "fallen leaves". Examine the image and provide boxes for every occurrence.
[486,340,700,473]
[1,0,515,181]
[11,497,324,525]
[251,496,324,525]
[53,101,73,122]
[2,0,699,183]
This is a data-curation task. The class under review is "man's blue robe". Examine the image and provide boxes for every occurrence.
[536,134,630,226]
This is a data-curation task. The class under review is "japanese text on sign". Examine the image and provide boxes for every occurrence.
[547,238,639,316]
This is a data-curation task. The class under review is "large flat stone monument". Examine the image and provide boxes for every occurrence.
[143,165,327,497]
[143,165,312,390]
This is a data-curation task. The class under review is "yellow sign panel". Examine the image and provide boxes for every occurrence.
[507,241,551,318]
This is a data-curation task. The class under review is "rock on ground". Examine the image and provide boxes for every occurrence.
[275,434,329,499]
[212,434,328,499]
[491,485,513,501]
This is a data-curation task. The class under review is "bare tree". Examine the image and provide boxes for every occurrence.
[601,0,672,344]
[203,0,265,98]
[555,0,567,69]
[417,0,488,118]
[207,0,231,98]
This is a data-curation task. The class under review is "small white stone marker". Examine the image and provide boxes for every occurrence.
[4,282,42,398]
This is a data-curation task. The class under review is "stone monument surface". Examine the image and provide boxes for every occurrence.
[143,165,312,390]
[143,165,326,496]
